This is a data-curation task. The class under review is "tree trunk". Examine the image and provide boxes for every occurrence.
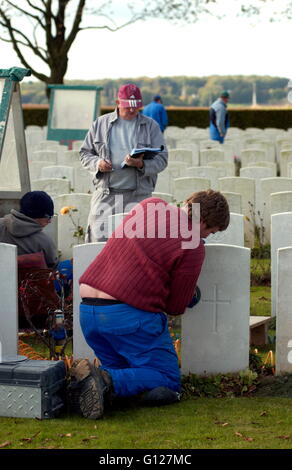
[45,56,68,98]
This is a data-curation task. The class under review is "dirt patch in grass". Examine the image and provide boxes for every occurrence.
[255,375,292,398]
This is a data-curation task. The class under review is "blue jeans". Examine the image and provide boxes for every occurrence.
[209,123,224,143]
[79,303,181,397]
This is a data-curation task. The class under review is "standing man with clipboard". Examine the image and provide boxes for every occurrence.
[80,84,168,242]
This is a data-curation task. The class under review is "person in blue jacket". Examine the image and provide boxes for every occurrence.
[209,91,230,143]
[142,95,168,133]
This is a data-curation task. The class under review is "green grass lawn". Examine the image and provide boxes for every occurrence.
[1,397,292,449]
[250,258,271,286]
[250,286,271,317]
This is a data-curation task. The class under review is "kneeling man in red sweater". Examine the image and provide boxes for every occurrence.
[69,190,230,419]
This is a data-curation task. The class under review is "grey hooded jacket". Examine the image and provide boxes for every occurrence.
[80,109,168,195]
[210,98,228,136]
[0,210,58,268]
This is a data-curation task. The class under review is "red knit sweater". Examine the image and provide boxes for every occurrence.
[79,198,205,316]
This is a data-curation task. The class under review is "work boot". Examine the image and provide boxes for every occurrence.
[68,358,113,420]
[140,386,181,406]
[66,380,83,415]
[66,358,89,415]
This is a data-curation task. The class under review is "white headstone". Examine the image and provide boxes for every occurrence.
[57,150,80,167]
[225,138,240,160]
[0,243,25,362]
[279,149,292,176]
[31,178,71,198]
[155,171,172,194]
[240,166,274,180]
[74,168,94,194]
[173,141,199,166]
[244,140,275,162]
[41,165,75,189]
[247,161,277,176]
[26,125,43,132]
[152,192,173,203]
[37,140,59,151]
[240,166,274,214]
[181,244,250,375]
[167,161,189,179]
[208,161,235,177]
[200,139,220,150]
[186,166,221,190]
[173,177,211,203]
[221,142,235,162]
[200,149,225,166]
[259,178,292,242]
[43,214,58,248]
[271,212,292,317]
[221,191,242,214]
[30,150,57,164]
[168,149,193,166]
[271,191,292,215]
[240,149,267,167]
[276,246,292,374]
[218,177,255,246]
[29,160,53,180]
[54,193,92,260]
[205,213,244,247]
[276,138,292,162]
[25,129,44,153]
[73,242,106,360]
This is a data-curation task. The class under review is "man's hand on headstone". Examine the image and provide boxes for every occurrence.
[98,160,112,172]
[124,154,144,169]
[188,286,201,308]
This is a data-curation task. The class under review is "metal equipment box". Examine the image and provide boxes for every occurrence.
[0,359,66,419]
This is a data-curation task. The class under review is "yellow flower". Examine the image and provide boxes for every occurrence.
[60,205,76,215]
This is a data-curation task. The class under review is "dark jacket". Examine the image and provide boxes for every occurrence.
[0,210,58,267]
[142,101,168,132]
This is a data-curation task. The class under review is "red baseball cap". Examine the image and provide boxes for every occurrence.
[117,84,143,108]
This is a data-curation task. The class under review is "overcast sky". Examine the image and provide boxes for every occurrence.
[1,2,291,81]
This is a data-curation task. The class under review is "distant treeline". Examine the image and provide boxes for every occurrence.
[20,75,290,107]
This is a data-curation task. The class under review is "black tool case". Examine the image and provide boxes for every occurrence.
[0,359,67,419]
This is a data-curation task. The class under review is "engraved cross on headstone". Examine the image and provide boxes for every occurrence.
[201,284,231,333]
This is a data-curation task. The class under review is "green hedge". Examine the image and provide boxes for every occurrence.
[166,108,292,129]
[23,105,292,130]
[23,106,48,127]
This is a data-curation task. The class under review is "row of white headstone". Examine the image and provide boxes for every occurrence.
[157,175,292,245]
[70,239,292,376]
[21,147,292,266]
[167,146,289,167]
[165,127,292,176]
[41,201,292,323]
[1,241,291,375]
[24,172,292,262]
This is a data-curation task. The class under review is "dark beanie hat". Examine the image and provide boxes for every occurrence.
[20,191,54,219]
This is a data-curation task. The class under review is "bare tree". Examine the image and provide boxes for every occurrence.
[0,0,216,94]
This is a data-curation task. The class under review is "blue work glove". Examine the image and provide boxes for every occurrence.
[188,286,201,308]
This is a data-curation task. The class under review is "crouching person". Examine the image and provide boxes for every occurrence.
[0,190,58,267]
[69,190,230,419]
